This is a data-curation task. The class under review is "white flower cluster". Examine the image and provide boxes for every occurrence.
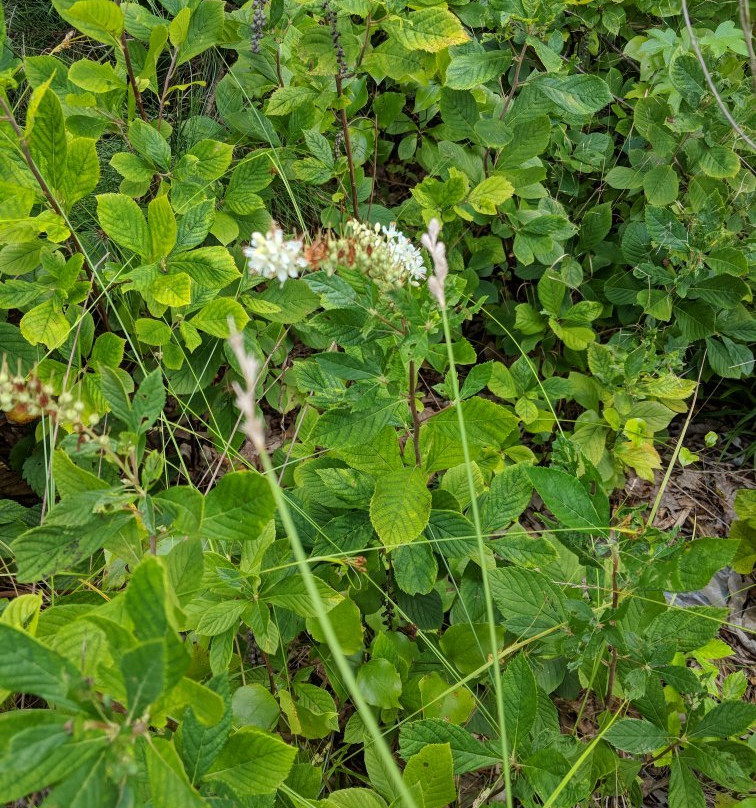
[379,223,427,283]
[243,226,309,285]
[336,220,428,291]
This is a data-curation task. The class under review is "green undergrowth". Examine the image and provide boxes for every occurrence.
[0,0,754,806]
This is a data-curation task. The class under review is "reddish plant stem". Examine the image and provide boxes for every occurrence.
[122,32,148,121]
[335,72,360,220]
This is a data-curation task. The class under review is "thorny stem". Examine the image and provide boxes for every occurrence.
[121,32,148,121]
[0,95,111,331]
[408,359,422,466]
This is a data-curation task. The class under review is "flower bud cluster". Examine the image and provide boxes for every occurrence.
[251,0,266,53]
[0,365,98,431]
[312,220,427,292]
[321,0,346,78]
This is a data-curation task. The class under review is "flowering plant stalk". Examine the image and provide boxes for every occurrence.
[228,323,421,808]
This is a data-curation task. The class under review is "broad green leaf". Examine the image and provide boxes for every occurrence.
[489,567,567,637]
[203,727,296,795]
[705,336,753,379]
[669,53,706,106]
[688,701,756,739]
[370,467,431,550]
[39,754,116,808]
[187,139,234,182]
[20,298,69,350]
[399,719,500,774]
[136,317,172,346]
[146,737,208,808]
[232,683,280,731]
[669,758,704,808]
[121,639,166,718]
[468,175,514,214]
[537,272,565,316]
[439,623,504,676]
[266,86,319,116]
[196,601,247,637]
[604,166,644,190]
[68,59,121,92]
[169,7,191,47]
[25,79,67,191]
[445,50,512,90]
[60,138,100,211]
[526,466,608,537]
[419,673,475,724]
[96,193,150,257]
[501,653,538,751]
[392,542,438,595]
[201,471,274,543]
[171,677,225,727]
[305,597,364,655]
[645,206,688,251]
[403,743,456,808]
[153,272,192,306]
[699,146,740,178]
[0,624,81,707]
[0,723,109,804]
[13,512,130,582]
[129,118,171,169]
[279,682,339,739]
[149,194,177,259]
[364,37,432,83]
[675,301,715,341]
[169,246,240,289]
[313,400,400,448]
[643,165,678,206]
[604,718,668,754]
[322,790,387,808]
[262,574,343,616]
[356,658,402,709]
[536,74,612,116]
[386,8,468,53]
[578,203,612,252]
[177,0,225,65]
[133,368,166,432]
[645,606,726,654]
[53,0,124,45]
[424,397,518,448]
[125,555,171,640]
[191,297,249,338]
[52,450,110,497]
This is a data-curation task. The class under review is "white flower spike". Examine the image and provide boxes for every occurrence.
[422,218,448,308]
